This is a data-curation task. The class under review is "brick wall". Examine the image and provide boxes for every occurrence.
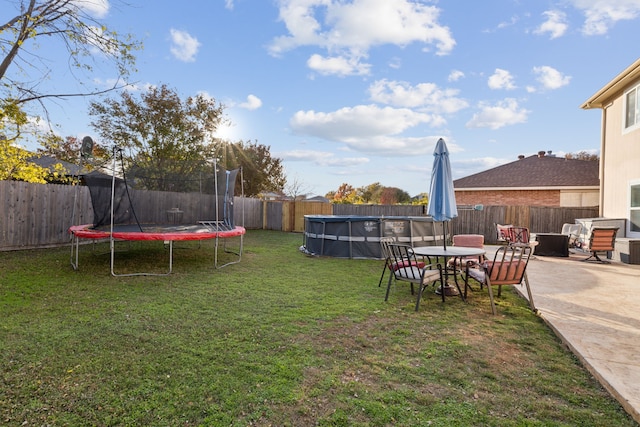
[455,190,561,207]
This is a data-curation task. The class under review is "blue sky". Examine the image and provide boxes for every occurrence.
[9,0,640,197]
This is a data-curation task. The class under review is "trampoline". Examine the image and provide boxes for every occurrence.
[69,144,245,276]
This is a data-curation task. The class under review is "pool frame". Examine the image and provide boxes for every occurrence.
[302,215,444,259]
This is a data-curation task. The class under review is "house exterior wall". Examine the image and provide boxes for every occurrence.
[601,86,640,234]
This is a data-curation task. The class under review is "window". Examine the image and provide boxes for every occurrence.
[624,84,640,131]
[630,181,640,236]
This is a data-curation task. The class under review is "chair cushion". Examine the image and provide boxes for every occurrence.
[466,267,485,283]
[487,261,526,284]
[389,260,426,271]
[395,266,440,282]
[467,261,526,285]
[395,266,423,281]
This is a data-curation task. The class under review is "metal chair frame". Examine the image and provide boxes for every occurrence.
[384,243,444,311]
[583,227,618,263]
[466,244,536,315]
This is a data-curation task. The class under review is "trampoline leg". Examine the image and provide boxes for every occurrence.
[70,234,80,271]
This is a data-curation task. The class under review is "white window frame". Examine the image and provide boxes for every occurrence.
[629,180,640,238]
[623,83,640,133]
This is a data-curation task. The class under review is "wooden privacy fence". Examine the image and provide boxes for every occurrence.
[0,181,262,251]
[0,180,599,251]
[451,205,600,244]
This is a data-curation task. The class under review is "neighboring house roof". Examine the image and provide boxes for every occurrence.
[454,152,599,190]
[306,195,330,203]
[29,155,81,176]
[581,57,640,109]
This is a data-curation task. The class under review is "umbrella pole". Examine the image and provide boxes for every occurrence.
[443,221,447,250]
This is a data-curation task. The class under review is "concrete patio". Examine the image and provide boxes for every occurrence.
[513,249,640,424]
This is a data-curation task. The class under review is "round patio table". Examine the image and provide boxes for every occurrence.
[412,246,486,301]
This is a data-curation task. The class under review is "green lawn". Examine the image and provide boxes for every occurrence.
[0,230,636,426]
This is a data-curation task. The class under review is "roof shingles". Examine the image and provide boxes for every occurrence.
[453,154,599,189]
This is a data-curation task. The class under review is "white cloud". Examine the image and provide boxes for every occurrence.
[448,70,465,82]
[535,10,568,39]
[291,104,433,139]
[289,104,444,155]
[169,29,201,62]
[74,0,109,18]
[488,69,516,90]
[239,94,263,110]
[93,77,154,92]
[532,65,571,90]
[269,0,455,76]
[224,0,234,10]
[280,150,370,167]
[466,98,529,130]
[570,0,640,35]
[307,53,371,76]
[368,79,468,115]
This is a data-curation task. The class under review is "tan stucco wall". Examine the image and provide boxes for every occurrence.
[559,190,600,207]
[455,189,599,207]
[601,92,640,223]
[455,190,560,206]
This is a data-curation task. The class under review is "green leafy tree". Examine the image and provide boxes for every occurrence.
[379,187,411,204]
[38,135,110,171]
[1,0,140,179]
[217,140,285,197]
[357,182,383,204]
[89,84,285,196]
[411,192,429,205]
[89,84,223,191]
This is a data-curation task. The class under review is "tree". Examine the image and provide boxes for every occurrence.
[1,0,140,179]
[217,140,285,197]
[326,182,413,204]
[38,135,110,170]
[357,182,383,204]
[565,151,599,161]
[284,174,312,200]
[1,0,140,135]
[0,140,68,182]
[89,84,286,196]
[329,183,358,204]
[89,84,223,191]
[379,187,411,205]
[411,192,429,205]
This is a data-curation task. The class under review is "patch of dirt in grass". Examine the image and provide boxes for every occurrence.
[271,315,458,423]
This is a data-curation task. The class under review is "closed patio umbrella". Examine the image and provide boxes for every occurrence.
[427,138,458,250]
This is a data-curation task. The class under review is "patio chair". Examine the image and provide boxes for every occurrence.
[377,237,396,287]
[378,237,427,287]
[450,234,485,290]
[466,244,536,315]
[506,226,532,246]
[451,234,485,262]
[561,223,583,248]
[495,224,512,244]
[384,243,443,311]
[583,227,618,263]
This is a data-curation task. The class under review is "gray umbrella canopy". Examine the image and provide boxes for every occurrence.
[427,138,458,249]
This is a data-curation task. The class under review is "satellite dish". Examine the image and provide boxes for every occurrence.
[81,136,94,158]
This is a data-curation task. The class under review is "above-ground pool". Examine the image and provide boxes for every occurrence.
[302,215,444,259]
